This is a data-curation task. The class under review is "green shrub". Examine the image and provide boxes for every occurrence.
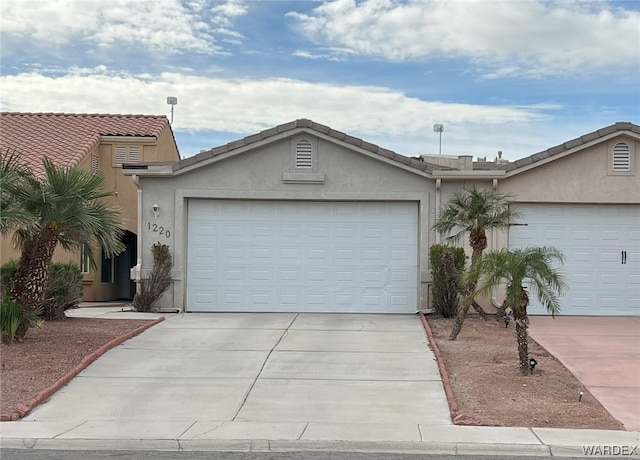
[0,260,82,321]
[1,298,43,344]
[0,259,19,302]
[429,245,466,318]
[133,242,173,312]
[40,262,83,320]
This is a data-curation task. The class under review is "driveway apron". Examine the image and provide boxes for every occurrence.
[529,316,640,431]
[18,313,451,441]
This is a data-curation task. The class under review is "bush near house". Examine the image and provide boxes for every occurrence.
[40,263,83,320]
[133,242,173,312]
[0,259,19,302]
[0,260,83,321]
[429,245,466,318]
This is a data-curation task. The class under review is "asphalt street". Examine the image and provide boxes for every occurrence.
[0,450,592,460]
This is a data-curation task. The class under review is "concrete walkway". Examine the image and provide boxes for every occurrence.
[529,316,640,432]
[1,309,638,457]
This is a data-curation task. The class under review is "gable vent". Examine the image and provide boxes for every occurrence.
[128,146,141,163]
[114,146,127,164]
[114,145,141,165]
[613,142,630,171]
[295,140,313,168]
[91,154,99,173]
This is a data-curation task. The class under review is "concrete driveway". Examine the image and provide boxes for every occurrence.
[19,313,451,441]
[529,316,640,431]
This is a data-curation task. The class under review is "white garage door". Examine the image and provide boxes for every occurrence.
[509,204,640,316]
[186,200,418,313]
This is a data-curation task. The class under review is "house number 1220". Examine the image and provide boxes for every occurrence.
[147,222,171,238]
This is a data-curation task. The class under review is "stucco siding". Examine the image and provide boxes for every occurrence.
[500,139,639,203]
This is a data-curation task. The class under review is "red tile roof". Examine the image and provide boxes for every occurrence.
[0,112,173,177]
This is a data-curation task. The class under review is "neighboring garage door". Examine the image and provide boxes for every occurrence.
[186,200,418,313]
[509,204,640,316]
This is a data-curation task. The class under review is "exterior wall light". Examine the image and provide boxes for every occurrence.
[152,203,159,219]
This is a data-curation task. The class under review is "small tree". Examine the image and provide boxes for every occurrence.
[433,187,520,340]
[133,242,173,312]
[2,157,124,339]
[429,245,466,318]
[469,246,567,375]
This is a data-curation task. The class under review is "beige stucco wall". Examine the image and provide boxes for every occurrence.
[1,131,180,302]
[136,131,439,312]
[498,136,638,203]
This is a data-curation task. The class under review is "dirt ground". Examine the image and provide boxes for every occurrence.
[0,314,627,429]
[0,317,152,417]
[426,315,625,430]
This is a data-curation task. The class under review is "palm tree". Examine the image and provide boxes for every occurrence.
[469,247,567,375]
[433,187,519,340]
[6,157,124,339]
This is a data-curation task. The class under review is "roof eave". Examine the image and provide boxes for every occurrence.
[121,164,175,176]
[100,135,158,142]
[432,170,506,180]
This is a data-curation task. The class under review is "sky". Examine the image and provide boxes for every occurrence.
[1,0,639,161]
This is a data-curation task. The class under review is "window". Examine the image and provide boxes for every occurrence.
[295,140,313,169]
[101,250,114,283]
[612,142,630,171]
[114,145,141,166]
[80,244,91,273]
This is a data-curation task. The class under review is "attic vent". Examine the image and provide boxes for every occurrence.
[91,154,99,173]
[295,140,313,169]
[114,145,141,165]
[115,146,127,164]
[128,146,141,163]
[612,142,630,171]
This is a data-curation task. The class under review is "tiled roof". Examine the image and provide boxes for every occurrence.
[0,112,173,177]
[504,121,640,172]
[173,118,435,174]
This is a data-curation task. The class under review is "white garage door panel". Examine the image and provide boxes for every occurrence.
[510,204,640,316]
[186,200,418,313]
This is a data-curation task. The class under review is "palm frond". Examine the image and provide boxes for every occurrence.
[0,150,37,233]
[6,157,125,266]
[469,246,566,315]
[433,187,520,244]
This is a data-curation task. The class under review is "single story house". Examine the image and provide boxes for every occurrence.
[123,119,639,316]
[0,112,181,301]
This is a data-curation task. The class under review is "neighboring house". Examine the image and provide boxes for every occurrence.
[432,122,639,316]
[0,112,180,302]
[124,119,639,316]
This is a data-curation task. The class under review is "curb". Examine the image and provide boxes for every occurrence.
[1,316,165,422]
[0,438,554,456]
[419,313,460,423]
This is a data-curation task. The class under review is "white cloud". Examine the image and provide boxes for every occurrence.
[0,0,247,55]
[287,0,640,78]
[0,68,563,157]
[0,68,550,130]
